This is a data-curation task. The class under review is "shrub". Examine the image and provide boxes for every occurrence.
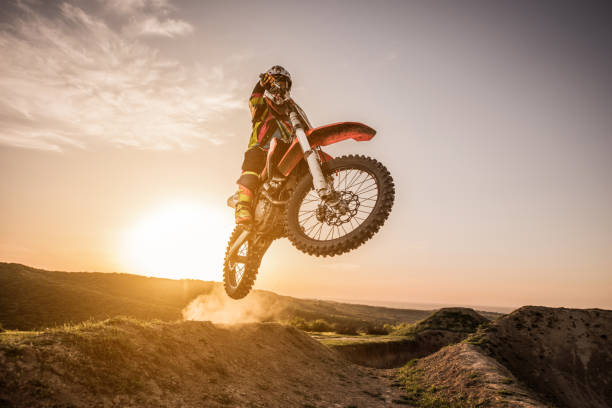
[288,317,309,331]
[362,324,390,335]
[333,323,359,335]
[309,319,333,332]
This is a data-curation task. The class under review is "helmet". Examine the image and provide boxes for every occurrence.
[266,65,292,92]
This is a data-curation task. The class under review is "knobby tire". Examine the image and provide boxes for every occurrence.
[285,155,395,257]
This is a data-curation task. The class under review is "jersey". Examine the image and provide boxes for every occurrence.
[247,82,293,149]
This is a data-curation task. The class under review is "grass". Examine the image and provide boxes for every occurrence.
[313,332,412,346]
[397,360,489,408]
[464,331,489,346]
[497,389,514,397]
[1,317,170,395]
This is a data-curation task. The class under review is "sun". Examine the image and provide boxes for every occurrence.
[119,201,232,281]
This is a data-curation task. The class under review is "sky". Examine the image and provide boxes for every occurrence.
[1,0,611,310]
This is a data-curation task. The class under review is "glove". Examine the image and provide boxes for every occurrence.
[259,73,276,90]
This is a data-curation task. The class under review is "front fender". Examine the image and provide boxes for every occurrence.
[307,122,376,147]
[277,122,376,176]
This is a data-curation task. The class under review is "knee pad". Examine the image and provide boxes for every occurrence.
[241,147,267,174]
[237,171,260,192]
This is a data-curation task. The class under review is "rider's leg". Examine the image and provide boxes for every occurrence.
[235,147,267,224]
[235,172,258,224]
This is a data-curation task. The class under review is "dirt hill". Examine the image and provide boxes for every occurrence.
[410,307,489,333]
[0,318,410,408]
[0,262,214,330]
[400,306,612,407]
[478,306,612,408]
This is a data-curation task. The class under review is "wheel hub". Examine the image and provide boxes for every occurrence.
[316,191,360,226]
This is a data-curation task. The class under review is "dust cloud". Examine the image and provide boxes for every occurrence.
[182,286,285,324]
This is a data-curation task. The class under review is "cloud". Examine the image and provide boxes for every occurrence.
[134,16,194,37]
[102,0,171,15]
[0,1,241,152]
[101,0,194,38]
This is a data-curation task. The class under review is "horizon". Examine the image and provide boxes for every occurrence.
[1,0,611,310]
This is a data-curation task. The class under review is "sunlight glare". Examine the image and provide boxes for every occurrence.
[119,201,231,281]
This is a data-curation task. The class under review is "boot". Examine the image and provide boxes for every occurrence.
[235,184,253,224]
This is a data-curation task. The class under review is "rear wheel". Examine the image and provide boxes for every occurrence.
[285,155,394,257]
[223,226,271,299]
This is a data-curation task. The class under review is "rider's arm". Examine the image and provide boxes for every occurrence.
[249,82,267,120]
[247,77,290,148]
[248,82,268,147]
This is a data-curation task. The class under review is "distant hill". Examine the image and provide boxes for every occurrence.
[409,307,489,333]
[0,262,214,330]
[0,262,445,331]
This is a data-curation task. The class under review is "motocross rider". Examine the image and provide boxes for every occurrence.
[235,65,294,224]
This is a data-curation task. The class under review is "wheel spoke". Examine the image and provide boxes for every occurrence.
[298,213,317,223]
[294,164,387,243]
[341,169,353,189]
[354,181,377,194]
[344,170,363,190]
[348,174,371,192]
[304,222,320,235]
[342,169,358,190]
[314,223,324,240]
[355,186,379,196]
[325,227,332,240]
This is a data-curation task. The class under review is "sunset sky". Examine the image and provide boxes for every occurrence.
[1,0,611,310]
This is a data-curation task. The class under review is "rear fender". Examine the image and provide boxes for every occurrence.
[277,122,376,176]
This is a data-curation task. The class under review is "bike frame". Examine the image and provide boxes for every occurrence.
[228,109,377,259]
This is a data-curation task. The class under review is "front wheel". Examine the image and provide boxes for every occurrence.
[223,226,271,299]
[285,155,394,257]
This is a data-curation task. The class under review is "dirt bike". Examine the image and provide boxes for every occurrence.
[223,101,395,299]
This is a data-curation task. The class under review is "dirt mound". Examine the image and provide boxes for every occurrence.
[0,318,410,407]
[413,307,490,333]
[400,306,612,407]
[400,342,548,407]
[478,306,612,408]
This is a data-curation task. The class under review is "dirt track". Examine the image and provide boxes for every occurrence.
[0,318,412,407]
[2,306,610,407]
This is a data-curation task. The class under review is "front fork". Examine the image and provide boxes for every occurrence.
[289,112,332,198]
